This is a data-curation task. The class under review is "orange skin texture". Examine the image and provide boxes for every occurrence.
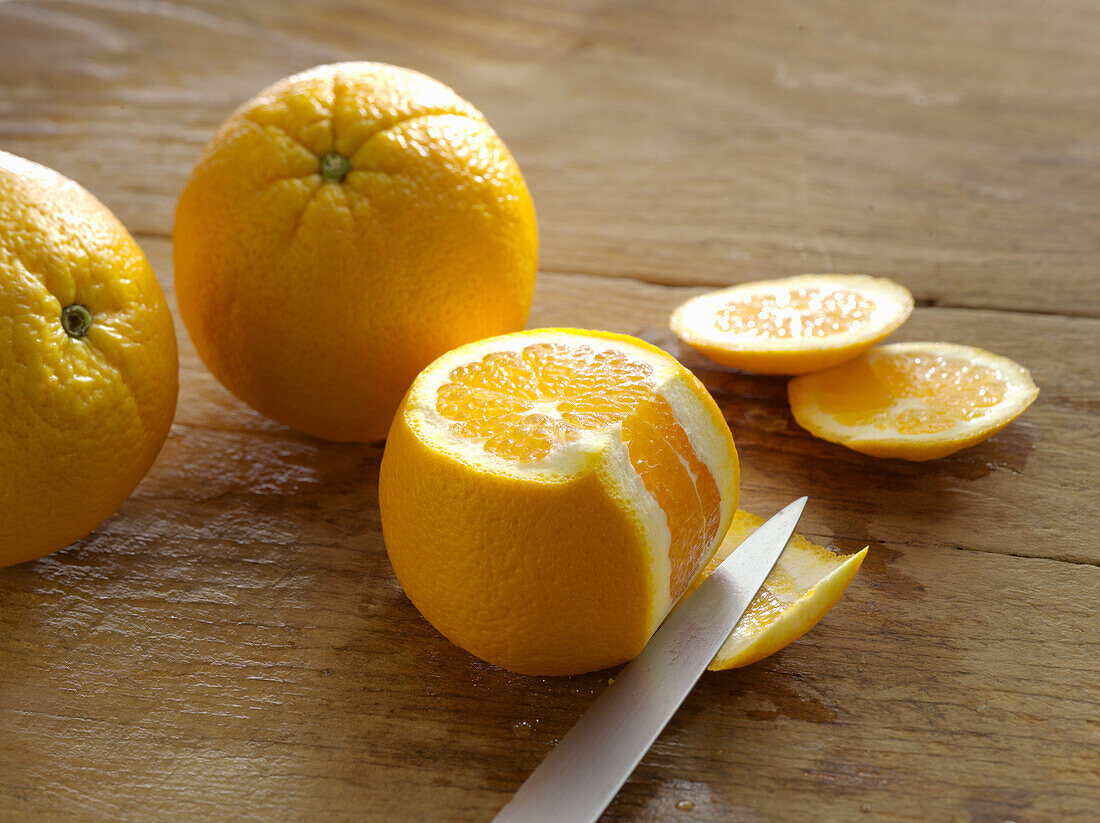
[173,62,538,441]
[0,150,178,567]
[381,416,652,676]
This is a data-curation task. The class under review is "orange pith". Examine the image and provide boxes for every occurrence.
[434,341,723,600]
[715,287,876,339]
[815,352,1009,433]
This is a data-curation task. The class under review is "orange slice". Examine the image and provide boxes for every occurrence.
[788,342,1039,460]
[683,510,866,670]
[670,274,914,374]
[379,328,740,675]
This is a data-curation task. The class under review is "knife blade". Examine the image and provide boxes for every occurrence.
[491,496,808,823]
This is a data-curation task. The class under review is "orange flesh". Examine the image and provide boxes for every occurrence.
[813,352,1009,433]
[715,288,876,339]
[435,342,723,599]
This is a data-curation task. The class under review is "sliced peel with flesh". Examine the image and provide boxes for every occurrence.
[680,509,867,671]
[788,341,1039,461]
[670,274,914,375]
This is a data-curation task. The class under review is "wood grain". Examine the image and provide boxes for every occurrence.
[1,2,1098,822]
[1,0,1098,314]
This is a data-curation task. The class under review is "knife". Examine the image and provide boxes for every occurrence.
[491,496,809,823]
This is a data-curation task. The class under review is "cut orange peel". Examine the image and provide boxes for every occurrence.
[684,510,867,671]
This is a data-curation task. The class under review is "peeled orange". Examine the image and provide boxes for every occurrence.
[0,151,178,567]
[670,274,913,374]
[788,342,1039,460]
[379,328,739,675]
[174,62,538,441]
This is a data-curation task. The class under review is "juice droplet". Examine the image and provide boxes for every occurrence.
[675,800,695,811]
[511,721,533,739]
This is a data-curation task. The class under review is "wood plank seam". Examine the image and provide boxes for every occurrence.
[128,231,1100,322]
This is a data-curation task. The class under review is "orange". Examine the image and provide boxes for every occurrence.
[0,151,178,567]
[670,274,913,374]
[379,328,739,675]
[173,62,538,441]
[684,510,866,670]
[788,342,1039,460]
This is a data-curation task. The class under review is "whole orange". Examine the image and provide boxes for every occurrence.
[173,63,538,441]
[0,151,178,567]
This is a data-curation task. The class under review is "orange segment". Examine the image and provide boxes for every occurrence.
[788,342,1039,460]
[670,274,913,374]
[622,399,723,598]
[380,328,739,675]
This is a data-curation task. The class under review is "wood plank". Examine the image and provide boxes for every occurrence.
[0,258,1095,819]
[4,509,1097,822]
[1,0,1097,315]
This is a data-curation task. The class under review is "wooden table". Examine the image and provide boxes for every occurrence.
[2,2,1097,820]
